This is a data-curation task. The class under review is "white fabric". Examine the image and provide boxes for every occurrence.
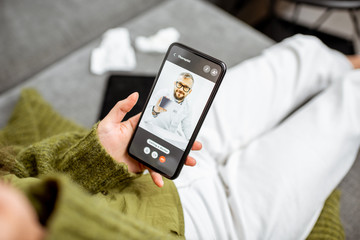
[90,28,136,75]
[135,27,180,53]
[174,34,356,239]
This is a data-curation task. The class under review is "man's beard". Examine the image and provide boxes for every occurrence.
[174,90,185,101]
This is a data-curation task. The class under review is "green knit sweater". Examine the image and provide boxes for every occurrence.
[0,89,345,239]
[0,89,184,239]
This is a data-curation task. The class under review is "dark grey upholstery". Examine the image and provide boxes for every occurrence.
[0,0,164,93]
[339,152,360,239]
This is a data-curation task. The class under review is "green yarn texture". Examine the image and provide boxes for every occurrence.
[0,89,184,239]
[307,190,345,240]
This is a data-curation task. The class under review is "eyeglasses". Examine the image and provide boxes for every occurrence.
[175,81,191,92]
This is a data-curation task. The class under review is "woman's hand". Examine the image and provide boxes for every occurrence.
[97,92,201,187]
[0,182,46,240]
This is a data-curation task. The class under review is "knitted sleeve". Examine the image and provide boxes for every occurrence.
[12,124,140,194]
[3,174,179,240]
[0,89,185,238]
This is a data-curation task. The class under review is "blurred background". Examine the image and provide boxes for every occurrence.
[209,0,358,54]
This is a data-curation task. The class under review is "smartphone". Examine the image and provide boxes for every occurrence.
[159,96,171,109]
[128,43,226,179]
[159,96,177,112]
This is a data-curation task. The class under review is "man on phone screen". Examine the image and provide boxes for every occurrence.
[144,72,194,140]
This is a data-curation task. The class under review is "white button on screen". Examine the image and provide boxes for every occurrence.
[151,151,158,159]
[144,147,150,154]
[203,65,210,73]
[210,68,218,76]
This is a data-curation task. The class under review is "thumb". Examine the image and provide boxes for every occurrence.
[105,92,139,124]
[149,170,164,187]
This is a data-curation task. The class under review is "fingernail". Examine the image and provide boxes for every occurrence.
[130,92,139,98]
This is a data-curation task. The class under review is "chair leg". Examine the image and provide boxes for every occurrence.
[291,2,301,24]
[269,0,277,18]
[312,8,332,31]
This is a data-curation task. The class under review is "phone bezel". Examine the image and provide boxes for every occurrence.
[127,42,227,179]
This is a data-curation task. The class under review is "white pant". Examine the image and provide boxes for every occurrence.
[174,34,358,239]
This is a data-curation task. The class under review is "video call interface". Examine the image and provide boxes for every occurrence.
[129,45,222,177]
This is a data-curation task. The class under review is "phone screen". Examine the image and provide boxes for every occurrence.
[128,43,226,179]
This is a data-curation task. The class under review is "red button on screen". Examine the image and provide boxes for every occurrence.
[159,156,166,163]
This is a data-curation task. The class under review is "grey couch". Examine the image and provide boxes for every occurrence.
[0,0,358,238]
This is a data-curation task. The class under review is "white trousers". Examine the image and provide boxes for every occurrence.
[174,34,358,240]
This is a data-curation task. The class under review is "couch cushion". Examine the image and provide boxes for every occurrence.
[0,0,164,93]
